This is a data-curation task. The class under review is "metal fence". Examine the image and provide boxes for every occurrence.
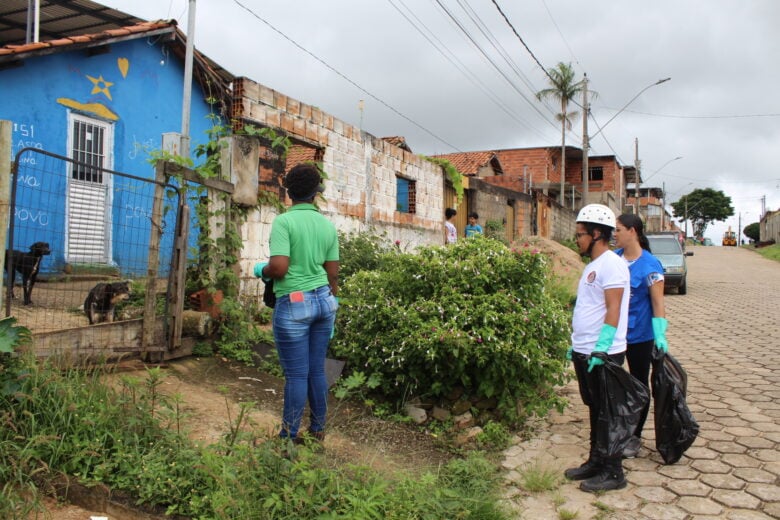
[5,147,184,357]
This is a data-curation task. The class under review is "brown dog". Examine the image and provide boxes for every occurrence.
[84,281,131,324]
[5,241,51,305]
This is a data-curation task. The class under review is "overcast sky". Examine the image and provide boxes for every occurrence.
[100,0,780,243]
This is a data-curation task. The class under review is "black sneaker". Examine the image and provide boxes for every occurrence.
[622,436,641,459]
[564,459,602,481]
[579,471,627,493]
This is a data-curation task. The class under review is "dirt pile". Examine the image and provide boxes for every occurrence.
[511,235,584,296]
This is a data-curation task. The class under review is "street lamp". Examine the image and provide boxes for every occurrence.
[581,77,671,207]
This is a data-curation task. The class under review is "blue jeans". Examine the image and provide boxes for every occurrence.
[272,285,338,438]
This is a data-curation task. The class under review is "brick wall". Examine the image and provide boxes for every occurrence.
[231,77,446,292]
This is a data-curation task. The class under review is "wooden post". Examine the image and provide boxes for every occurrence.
[0,121,12,312]
[167,198,189,350]
[142,162,166,360]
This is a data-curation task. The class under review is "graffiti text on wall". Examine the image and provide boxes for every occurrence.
[13,123,46,165]
[14,207,50,227]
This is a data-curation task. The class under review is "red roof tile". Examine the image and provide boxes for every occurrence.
[0,21,175,59]
[382,136,412,152]
[431,151,496,176]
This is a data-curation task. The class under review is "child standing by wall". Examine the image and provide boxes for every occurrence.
[465,212,483,237]
[445,208,458,244]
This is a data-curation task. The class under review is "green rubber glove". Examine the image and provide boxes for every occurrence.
[652,317,669,353]
[566,347,573,361]
[254,262,271,282]
[587,324,617,372]
[330,296,340,339]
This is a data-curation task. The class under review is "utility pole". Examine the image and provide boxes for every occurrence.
[634,138,641,217]
[662,181,666,230]
[684,197,688,238]
[180,0,196,159]
[581,74,589,208]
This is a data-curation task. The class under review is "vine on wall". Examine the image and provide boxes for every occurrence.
[423,156,465,204]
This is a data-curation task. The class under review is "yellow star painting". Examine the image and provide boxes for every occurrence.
[57,58,129,121]
[87,74,114,100]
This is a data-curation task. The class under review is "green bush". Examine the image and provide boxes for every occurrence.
[331,235,571,424]
[338,229,394,280]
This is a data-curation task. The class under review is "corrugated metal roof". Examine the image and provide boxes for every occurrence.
[0,0,144,46]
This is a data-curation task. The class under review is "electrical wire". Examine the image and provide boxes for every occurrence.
[386,0,547,139]
[231,0,464,152]
[540,0,582,73]
[432,0,563,139]
[598,108,780,119]
[489,0,555,86]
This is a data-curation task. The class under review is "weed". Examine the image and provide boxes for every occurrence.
[558,507,579,519]
[518,461,562,492]
[477,420,511,451]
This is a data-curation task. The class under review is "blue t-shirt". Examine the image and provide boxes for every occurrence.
[465,224,483,237]
[615,248,664,344]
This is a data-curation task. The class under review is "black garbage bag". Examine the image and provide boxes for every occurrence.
[651,348,699,464]
[263,279,276,308]
[593,354,651,458]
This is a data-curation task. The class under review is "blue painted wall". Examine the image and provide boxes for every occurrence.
[1,36,215,276]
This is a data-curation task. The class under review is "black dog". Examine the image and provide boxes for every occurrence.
[5,241,51,305]
[84,281,131,325]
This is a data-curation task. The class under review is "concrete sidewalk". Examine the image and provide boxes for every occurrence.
[503,246,780,519]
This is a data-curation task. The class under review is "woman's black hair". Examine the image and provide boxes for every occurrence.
[284,163,322,201]
[617,213,651,252]
[445,208,457,219]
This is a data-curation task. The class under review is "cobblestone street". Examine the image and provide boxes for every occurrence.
[503,246,780,519]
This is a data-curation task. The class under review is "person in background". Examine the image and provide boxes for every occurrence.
[613,213,668,458]
[445,208,458,244]
[565,204,631,492]
[254,163,339,445]
[464,212,483,237]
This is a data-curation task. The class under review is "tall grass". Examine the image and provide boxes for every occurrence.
[747,243,780,263]
[0,355,510,519]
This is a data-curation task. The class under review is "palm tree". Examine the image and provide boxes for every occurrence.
[536,62,586,206]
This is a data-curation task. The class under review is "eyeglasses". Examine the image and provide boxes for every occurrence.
[574,232,590,239]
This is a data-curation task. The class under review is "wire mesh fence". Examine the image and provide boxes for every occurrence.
[5,148,181,343]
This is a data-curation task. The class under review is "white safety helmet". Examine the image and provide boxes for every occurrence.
[576,204,616,229]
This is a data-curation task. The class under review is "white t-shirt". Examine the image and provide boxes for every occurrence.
[571,250,630,355]
[445,221,457,244]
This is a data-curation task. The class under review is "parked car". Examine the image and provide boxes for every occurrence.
[647,234,694,294]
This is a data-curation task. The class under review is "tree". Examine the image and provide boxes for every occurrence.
[743,222,760,242]
[536,62,586,206]
[671,188,734,238]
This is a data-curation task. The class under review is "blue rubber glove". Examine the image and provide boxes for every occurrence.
[254,262,271,282]
[566,347,573,361]
[587,324,617,372]
[652,317,669,353]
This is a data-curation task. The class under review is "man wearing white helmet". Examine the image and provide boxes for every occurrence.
[564,204,631,492]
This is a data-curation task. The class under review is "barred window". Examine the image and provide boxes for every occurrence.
[396,177,416,214]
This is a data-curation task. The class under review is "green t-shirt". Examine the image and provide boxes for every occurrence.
[268,203,339,296]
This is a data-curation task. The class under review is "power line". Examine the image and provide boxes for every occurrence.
[386,0,549,139]
[489,0,555,85]
[540,0,582,73]
[598,107,780,119]
[231,0,464,152]
[432,0,561,139]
